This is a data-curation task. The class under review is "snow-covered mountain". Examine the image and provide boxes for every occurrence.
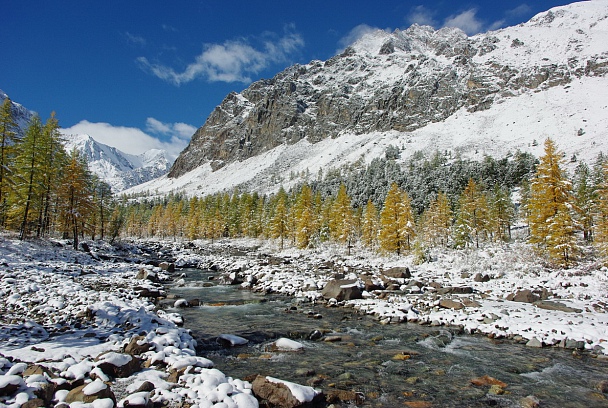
[63,134,171,192]
[108,1,608,197]
[0,89,35,135]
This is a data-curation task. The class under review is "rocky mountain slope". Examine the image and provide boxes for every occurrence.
[0,90,35,136]
[63,134,171,192]
[125,1,608,197]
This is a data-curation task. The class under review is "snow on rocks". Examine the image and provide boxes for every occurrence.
[210,239,608,355]
[0,235,258,408]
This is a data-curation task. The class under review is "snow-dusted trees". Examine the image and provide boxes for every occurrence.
[378,183,416,255]
[329,184,355,248]
[419,192,452,247]
[0,97,19,227]
[57,149,93,249]
[270,187,289,249]
[527,138,579,265]
[10,115,46,239]
[361,199,379,249]
[594,162,608,264]
[453,178,490,248]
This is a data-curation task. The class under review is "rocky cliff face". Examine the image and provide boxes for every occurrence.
[169,1,608,179]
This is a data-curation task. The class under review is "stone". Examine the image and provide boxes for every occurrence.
[158,262,175,272]
[525,338,543,348]
[252,375,323,408]
[136,381,156,393]
[124,336,152,356]
[473,273,490,282]
[321,279,362,301]
[96,352,142,378]
[597,380,608,394]
[23,364,54,378]
[0,375,22,396]
[65,380,115,404]
[404,401,432,408]
[507,289,539,303]
[21,399,46,408]
[439,299,464,310]
[520,395,541,408]
[470,375,507,388]
[325,389,364,405]
[533,300,582,313]
[383,267,411,279]
[323,336,342,342]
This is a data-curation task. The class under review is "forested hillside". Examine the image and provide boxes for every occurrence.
[121,138,608,267]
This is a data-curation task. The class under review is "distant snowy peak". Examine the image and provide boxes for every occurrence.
[0,89,35,134]
[62,133,171,193]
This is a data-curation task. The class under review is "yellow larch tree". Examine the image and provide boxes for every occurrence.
[527,138,579,265]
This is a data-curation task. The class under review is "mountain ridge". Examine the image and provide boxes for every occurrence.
[62,133,171,192]
[165,0,607,186]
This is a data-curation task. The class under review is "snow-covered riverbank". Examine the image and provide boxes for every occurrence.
[195,238,608,356]
[1,234,607,407]
[0,236,260,408]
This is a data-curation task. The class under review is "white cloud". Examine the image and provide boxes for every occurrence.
[442,8,506,35]
[125,32,146,46]
[139,29,304,85]
[61,119,194,161]
[406,5,438,27]
[337,24,386,51]
[443,9,484,35]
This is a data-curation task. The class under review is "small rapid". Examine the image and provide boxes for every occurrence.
[169,269,608,407]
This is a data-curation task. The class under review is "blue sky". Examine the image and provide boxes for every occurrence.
[1,0,570,159]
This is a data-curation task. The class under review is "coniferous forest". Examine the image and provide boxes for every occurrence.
[2,98,608,267]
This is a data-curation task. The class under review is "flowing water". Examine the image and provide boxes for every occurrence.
[170,269,608,407]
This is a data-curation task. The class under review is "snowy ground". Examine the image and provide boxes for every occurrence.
[0,235,260,408]
[1,234,607,407]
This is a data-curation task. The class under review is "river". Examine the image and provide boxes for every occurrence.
[169,268,608,407]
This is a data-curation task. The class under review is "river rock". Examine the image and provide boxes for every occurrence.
[124,336,152,356]
[325,389,364,405]
[507,289,539,303]
[470,375,507,388]
[65,380,115,404]
[473,273,490,282]
[597,380,608,393]
[525,337,543,348]
[321,279,362,301]
[95,352,142,378]
[21,398,46,408]
[533,300,582,313]
[383,267,411,279]
[520,395,541,408]
[439,299,464,310]
[158,262,175,272]
[252,375,322,408]
[0,375,23,396]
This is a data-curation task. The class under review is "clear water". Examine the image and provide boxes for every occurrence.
[169,269,608,407]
